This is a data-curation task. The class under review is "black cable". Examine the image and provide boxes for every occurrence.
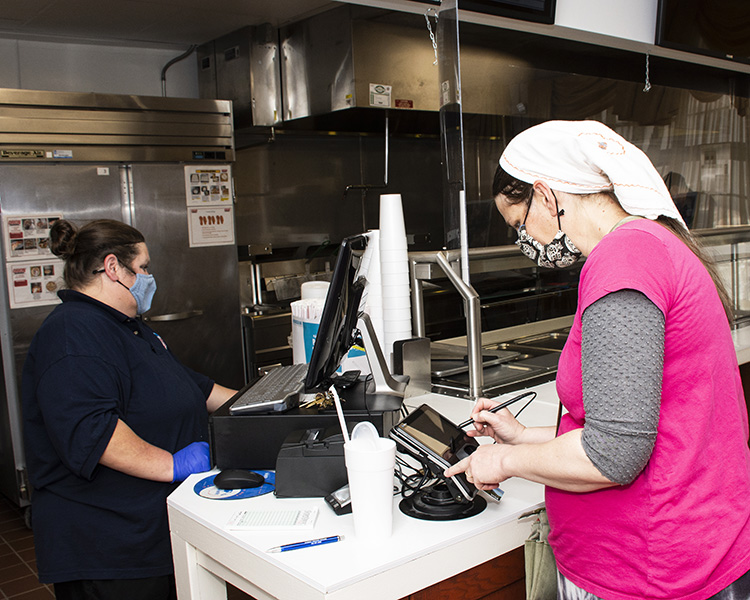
[362,374,373,416]
[512,396,536,419]
[400,469,434,498]
[400,404,410,419]
[394,454,437,498]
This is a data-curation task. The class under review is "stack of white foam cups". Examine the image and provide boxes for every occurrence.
[360,230,385,354]
[378,194,412,369]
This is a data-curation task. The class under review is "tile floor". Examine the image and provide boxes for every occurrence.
[0,496,53,599]
[0,495,254,600]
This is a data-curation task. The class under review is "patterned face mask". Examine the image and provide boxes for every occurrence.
[515,192,582,269]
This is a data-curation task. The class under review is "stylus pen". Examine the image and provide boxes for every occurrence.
[266,535,344,553]
[457,391,537,429]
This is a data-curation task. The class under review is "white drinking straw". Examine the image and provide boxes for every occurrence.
[329,384,350,443]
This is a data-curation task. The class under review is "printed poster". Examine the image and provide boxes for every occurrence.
[187,206,235,247]
[6,259,65,309]
[184,165,235,248]
[3,214,61,262]
[184,165,233,206]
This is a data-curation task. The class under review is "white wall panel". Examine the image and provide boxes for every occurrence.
[555,0,659,44]
[1,39,198,98]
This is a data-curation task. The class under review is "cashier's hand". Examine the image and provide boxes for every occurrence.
[172,442,211,483]
[467,397,526,445]
[444,444,511,491]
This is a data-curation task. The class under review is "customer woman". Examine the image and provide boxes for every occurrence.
[445,120,750,599]
[22,218,236,600]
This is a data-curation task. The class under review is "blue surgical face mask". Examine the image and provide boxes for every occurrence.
[115,263,156,315]
[92,260,157,315]
[126,272,157,315]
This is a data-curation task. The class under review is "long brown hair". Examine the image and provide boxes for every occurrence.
[654,215,733,323]
[492,164,734,324]
[50,219,145,290]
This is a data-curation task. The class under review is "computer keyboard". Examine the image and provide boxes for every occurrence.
[229,363,309,415]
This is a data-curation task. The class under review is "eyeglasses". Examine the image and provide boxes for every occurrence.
[514,190,564,239]
[91,259,143,276]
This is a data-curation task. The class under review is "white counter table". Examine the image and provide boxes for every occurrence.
[168,327,750,600]
[167,383,561,600]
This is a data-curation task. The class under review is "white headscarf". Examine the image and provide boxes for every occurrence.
[499,120,686,227]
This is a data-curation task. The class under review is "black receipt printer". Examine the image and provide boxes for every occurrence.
[274,427,348,498]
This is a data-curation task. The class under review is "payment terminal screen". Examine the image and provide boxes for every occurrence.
[397,405,473,464]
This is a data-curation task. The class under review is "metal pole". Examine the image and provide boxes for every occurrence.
[435,252,483,400]
[410,257,426,338]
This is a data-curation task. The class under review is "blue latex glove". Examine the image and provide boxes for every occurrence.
[172,441,210,483]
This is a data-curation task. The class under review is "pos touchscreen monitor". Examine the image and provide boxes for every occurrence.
[304,234,368,393]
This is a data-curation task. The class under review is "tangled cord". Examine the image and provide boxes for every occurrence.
[394,454,437,498]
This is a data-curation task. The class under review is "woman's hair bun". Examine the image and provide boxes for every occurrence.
[49,219,78,259]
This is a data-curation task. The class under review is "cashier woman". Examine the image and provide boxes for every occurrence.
[445,121,750,599]
[22,218,236,600]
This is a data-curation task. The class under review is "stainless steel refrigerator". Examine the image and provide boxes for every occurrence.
[0,89,244,508]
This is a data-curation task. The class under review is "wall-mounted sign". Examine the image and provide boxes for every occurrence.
[184,165,233,206]
[187,206,235,248]
[184,166,235,248]
[6,259,64,309]
[2,214,61,262]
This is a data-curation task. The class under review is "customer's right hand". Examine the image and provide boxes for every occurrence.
[467,398,526,445]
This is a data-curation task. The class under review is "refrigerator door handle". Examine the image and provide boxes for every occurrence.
[143,310,204,322]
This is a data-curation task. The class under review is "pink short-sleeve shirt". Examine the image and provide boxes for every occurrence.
[549,219,750,600]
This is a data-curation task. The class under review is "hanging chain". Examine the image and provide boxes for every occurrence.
[643,52,652,93]
[424,8,439,66]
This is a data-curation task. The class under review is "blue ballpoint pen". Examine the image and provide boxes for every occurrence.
[266,535,344,553]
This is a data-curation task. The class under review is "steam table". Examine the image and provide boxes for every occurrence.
[167,383,561,600]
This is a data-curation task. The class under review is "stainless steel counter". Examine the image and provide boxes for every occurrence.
[431,320,571,399]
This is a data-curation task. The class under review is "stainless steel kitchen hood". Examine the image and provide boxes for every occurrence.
[0,88,234,162]
[197,25,282,130]
[280,6,441,121]
[199,5,540,130]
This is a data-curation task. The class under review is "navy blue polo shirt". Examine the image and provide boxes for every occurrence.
[22,290,214,584]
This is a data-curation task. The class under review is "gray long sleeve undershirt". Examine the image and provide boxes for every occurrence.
[580,289,665,485]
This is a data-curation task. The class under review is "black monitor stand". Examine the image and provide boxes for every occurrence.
[356,311,409,397]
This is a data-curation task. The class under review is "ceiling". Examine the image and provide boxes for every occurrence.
[0,0,340,48]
